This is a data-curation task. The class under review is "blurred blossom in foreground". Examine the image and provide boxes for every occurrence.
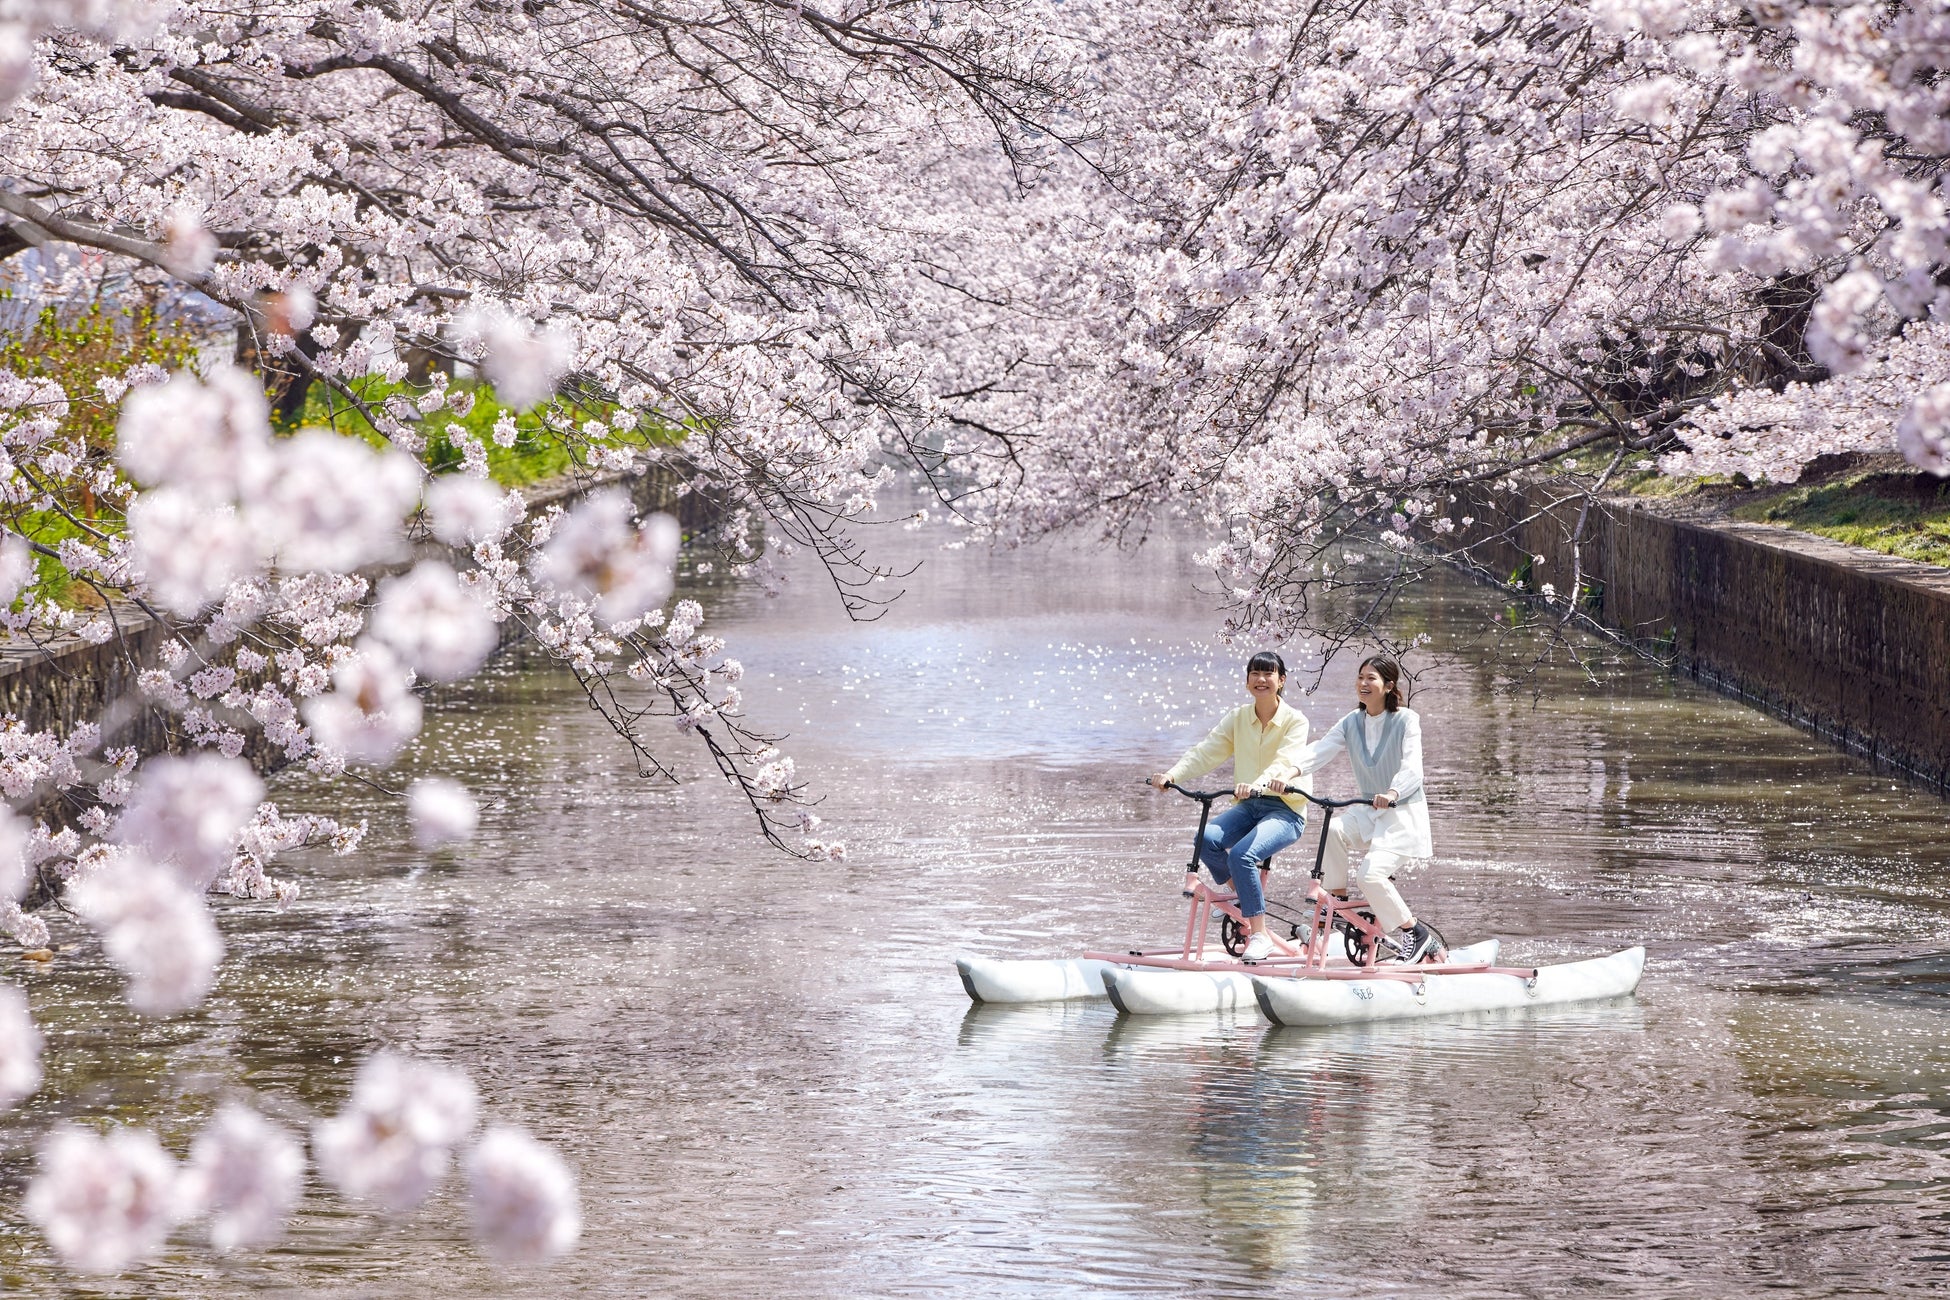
[161,207,217,279]
[256,429,421,573]
[0,25,36,108]
[1898,382,1950,477]
[465,1126,582,1265]
[426,476,523,547]
[116,366,273,502]
[408,778,478,850]
[314,1052,479,1213]
[266,285,316,336]
[69,858,224,1015]
[532,490,680,625]
[115,753,264,887]
[24,1125,181,1273]
[0,804,29,899]
[0,531,33,606]
[0,982,42,1110]
[301,644,425,766]
[453,306,575,411]
[183,1104,305,1252]
[370,562,498,682]
[127,493,258,616]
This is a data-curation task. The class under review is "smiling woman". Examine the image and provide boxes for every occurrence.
[1291,656,1440,964]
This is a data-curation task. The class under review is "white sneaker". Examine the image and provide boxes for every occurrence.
[1241,932,1276,962]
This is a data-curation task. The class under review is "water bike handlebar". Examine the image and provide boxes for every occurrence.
[1149,780,1369,810]
[1148,779,1378,885]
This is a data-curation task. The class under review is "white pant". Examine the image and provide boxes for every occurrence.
[1319,813,1415,933]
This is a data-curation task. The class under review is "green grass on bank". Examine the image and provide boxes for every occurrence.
[1537,447,1950,570]
[16,372,686,612]
[1603,456,1950,568]
[1727,469,1950,568]
[291,377,677,489]
[0,299,206,609]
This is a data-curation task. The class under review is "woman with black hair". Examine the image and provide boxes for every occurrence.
[1292,656,1439,962]
[1148,651,1311,962]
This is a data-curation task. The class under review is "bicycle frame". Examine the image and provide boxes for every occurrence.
[1082,781,1511,984]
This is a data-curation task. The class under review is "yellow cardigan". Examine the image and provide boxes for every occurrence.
[1164,700,1312,813]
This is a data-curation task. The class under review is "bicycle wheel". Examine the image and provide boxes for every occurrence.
[1338,907,1380,965]
[1219,914,1248,957]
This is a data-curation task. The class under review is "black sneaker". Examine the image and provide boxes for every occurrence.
[1389,922,1437,964]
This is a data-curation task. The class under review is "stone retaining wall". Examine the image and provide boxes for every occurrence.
[1448,486,1950,794]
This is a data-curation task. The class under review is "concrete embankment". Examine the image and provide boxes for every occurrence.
[0,463,707,803]
[1450,486,1950,795]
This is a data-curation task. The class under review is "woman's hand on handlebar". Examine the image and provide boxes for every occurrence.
[1265,778,1287,794]
[1148,773,1169,791]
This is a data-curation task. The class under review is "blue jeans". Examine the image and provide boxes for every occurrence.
[1197,797,1303,919]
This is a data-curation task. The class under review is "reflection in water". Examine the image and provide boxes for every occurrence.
[1106,1015,1329,1279]
[2,508,1947,1295]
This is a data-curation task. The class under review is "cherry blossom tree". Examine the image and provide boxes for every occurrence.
[949,0,1950,656]
[0,0,1093,1273]
[5,0,1950,1274]
[0,0,1098,888]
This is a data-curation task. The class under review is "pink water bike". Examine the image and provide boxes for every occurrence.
[958,781,1646,1019]
[1083,780,1522,984]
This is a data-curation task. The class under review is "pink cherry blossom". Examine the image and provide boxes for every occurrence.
[0,899,48,949]
[0,805,28,900]
[464,1127,582,1264]
[182,1104,305,1252]
[452,306,576,412]
[115,367,274,503]
[300,644,424,767]
[23,1125,182,1273]
[68,857,225,1015]
[1898,383,1950,477]
[426,476,523,547]
[126,492,259,616]
[254,431,420,575]
[0,532,32,606]
[160,208,217,279]
[407,778,478,850]
[114,753,264,887]
[0,982,42,1110]
[532,490,680,627]
[313,1052,479,1214]
[369,562,499,683]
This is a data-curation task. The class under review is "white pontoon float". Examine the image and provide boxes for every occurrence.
[954,941,1496,1007]
[956,955,1127,1004]
[1248,945,1645,1025]
[956,783,1645,1023]
[1102,939,1502,1015]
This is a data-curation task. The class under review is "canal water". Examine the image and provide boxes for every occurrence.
[4,505,1948,1297]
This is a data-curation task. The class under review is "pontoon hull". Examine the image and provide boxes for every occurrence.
[955,956,1127,1003]
[956,940,1503,1008]
[1251,946,1646,1026]
[1101,940,1501,1016]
